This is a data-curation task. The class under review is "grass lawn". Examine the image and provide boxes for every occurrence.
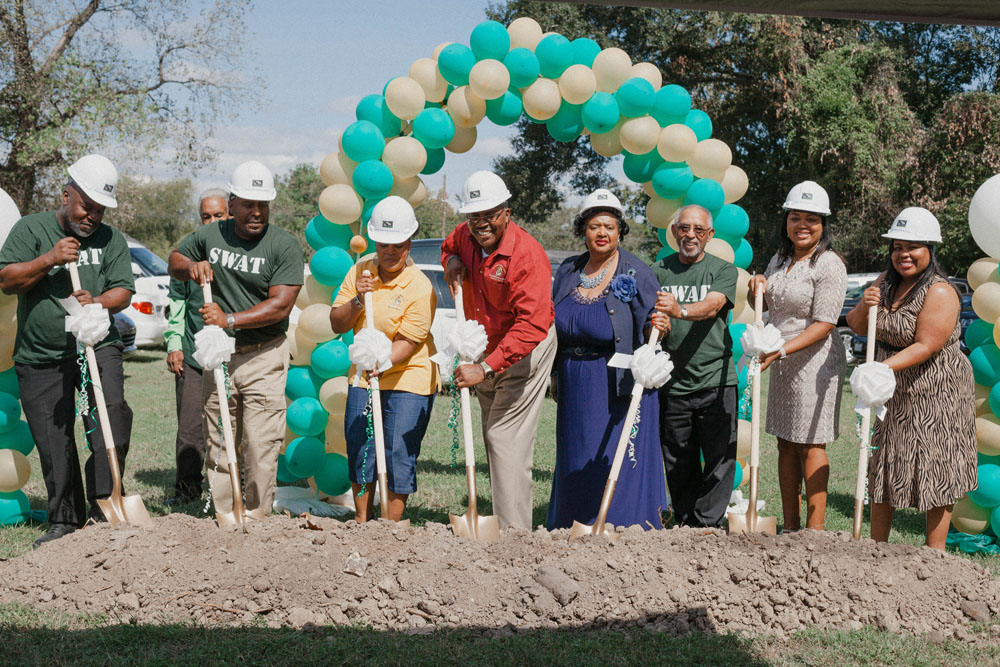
[1,348,997,664]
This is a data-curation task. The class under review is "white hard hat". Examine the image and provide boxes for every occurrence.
[458,170,512,214]
[580,188,624,217]
[368,196,419,243]
[227,160,276,202]
[783,180,831,217]
[67,154,119,208]
[882,207,942,244]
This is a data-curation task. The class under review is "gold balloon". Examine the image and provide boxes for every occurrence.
[382,136,427,179]
[642,180,657,198]
[349,235,368,254]
[446,125,477,154]
[410,57,449,103]
[469,59,510,101]
[691,138,733,179]
[385,76,425,121]
[734,267,751,315]
[320,376,349,418]
[721,165,750,204]
[977,413,1000,456]
[318,184,363,225]
[507,16,543,50]
[558,64,597,105]
[736,419,751,458]
[432,42,451,60]
[324,419,347,456]
[952,495,991,534]
[522,78,561,121]
[968,257,1000,291]
[0,449,29,493]
[445,86,486,128]
[619,116,660,155]
[0,334,13,373]
[295,275,335,310]
[294,327,318,364]
[646,196,682,229]
[390,176,428,207]
[589,121,623,157]
[657,123,698,163]
[705,237,735,264]
[319,151,357,187]
[630,62,662,90]
[731,298,755,325]
[994,319,1000,349]
[298,303,336,343]
[592,47,632,93]
[737,459,748,487]
[972,282,1000,323]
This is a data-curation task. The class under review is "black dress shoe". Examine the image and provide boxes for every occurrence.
[88,508,108,523]
[33,523,77,548]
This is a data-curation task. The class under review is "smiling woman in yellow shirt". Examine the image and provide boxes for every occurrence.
[330,197,438,523]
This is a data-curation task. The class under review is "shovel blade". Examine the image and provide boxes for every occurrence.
[449,511,499,542]
[215,510,246,527]
[727,512,777,536]
[95,497,124,526]
[568,520,618,542]
[120,495,153,528]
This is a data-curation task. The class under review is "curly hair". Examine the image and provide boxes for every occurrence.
[573,207,629,240]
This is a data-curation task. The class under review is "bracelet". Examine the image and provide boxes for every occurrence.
[352,294,363,309]
[778,345,787,359]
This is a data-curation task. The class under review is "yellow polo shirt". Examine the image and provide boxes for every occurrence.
[333,259,438,395]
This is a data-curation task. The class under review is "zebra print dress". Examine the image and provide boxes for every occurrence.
[868,277,978,511]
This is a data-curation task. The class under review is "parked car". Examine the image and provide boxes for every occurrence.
[837,278,876,364]
[125,238,170,347]
[850,293,976,359]
[113,311,137,358]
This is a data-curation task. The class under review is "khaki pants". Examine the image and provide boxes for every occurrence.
[476,326,557,530]
[203,335,289,516]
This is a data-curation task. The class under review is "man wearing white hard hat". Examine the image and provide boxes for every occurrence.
[0,154,136,546]
[168,160,303,520]
[330,196,438,522]
[441,170,556,530]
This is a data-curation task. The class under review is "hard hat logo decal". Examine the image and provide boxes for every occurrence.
[801,192,812,200]
[897,219,907,227]
[103,184,114,192]
[252,179,263,187]
[597,194,607,200]
[384,220,393,228]
[470,190,480,199]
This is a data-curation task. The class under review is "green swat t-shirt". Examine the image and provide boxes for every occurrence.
[176,219,303,347]
[0,211,135,365]
[650,252,738,396]
[167,275,205,369]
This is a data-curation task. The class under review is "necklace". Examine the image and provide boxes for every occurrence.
[579,250,617,289]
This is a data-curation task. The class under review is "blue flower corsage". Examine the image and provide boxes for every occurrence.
[610,269,638,303]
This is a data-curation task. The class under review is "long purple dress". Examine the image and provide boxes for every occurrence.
[547,288,667,530]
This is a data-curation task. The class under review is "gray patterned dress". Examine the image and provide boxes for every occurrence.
[763,250,847,444]
[869,277,978,510]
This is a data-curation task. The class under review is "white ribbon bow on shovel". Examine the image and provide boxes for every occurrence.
[349,328,394,386]
[737,322,784,379]
[192,325,235,371]
[430,319,489,380]
[850,361,896,421]
[629,343,674,389]
[61,298,111,347]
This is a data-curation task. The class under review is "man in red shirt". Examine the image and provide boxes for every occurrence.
[442,171,556,530]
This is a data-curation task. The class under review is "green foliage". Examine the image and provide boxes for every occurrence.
[413,187,464,240]
[106,177,196,260]
[271,164,325,254]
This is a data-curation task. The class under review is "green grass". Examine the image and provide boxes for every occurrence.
[2,349,998,664]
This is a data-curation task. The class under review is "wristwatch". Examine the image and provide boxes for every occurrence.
[679,305,688,319]
[226,314,236,330]
[352,294,363,309]
[480,361,496,380]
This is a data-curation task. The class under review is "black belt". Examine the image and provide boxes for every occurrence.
[558,346,611,360]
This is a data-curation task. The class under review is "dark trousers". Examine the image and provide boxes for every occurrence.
[16,344,133,527]
[659,385,737,528]
[174,360,205,497]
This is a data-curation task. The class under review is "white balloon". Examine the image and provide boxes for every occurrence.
[970,174,1000,259]
[630,62,662,90]
[508,17,543,50]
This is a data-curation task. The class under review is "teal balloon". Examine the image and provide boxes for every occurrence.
[0,421,34,456]
[737,365,749,395]
[314,452,351,496]
[339,329,354,346]
[581,92,620,134]
[503,48,540,89]
[276,453,302,484]
[0,392,20,434]
[715,204,750,240]
[971,344,1000,387]
[718,233,742,251]
[421,147,445,175]
[535,33,573,79]
[311,339,351,379]
[622,150,664,183]
[305,215,353,252]
[615,77,655,118]
[979,452,1000,466]
[685,109,713,141]
[438,43,476,86]
[470,20,510,60]
[412,107,455,150]
[0,367,17,400]
[656,228,670,245]
[991,505,1000,538]
[352,160,394,200]
[355,94,401,138]
[970,464,1000,508]
[361,197,381,224]
[651,162,694,199]
[381,76,399,96]
[651,84,692,126]
[309,246,354,288]
[285,436,327,479]
[571,37,601,66]
[730,323,748,359]
[732,459,743,490]
[547,103,584,142]
[341,120,385,163]
[965,318,993,351]
[286,365,325,401]
[485,89,523,126]
[683,178,725,218]
[655,245,676,262]
[734,239,753,270]
[286,397,329,437]
[990,382,1000,418]
[0,490,29,526]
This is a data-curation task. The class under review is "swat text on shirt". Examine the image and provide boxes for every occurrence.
[209,248,266,274]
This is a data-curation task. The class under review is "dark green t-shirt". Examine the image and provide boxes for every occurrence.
[0,211,135,365]
[176,219,303,346]
[650,252,738,396]
[167,275,205,370]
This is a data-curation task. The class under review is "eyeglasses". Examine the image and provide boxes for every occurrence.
[467,208,506,224]
[675,224,710,238]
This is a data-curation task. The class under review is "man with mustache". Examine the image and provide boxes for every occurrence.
[442,170,556,530]
[0,154,135,546]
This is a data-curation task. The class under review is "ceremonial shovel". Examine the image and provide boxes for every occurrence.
[852,305,878,540]
[360,271,409,526]
[67,263,152,527]
[201,282,246,526]
[727,286,777,536]
[569,328,661,541]
[448,284,499,542]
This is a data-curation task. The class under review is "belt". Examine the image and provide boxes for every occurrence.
[558,346,611,360]
[234,334,285,355]
[876,340,905,353]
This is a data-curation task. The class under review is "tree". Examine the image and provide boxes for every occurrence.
[107,177,195,259]
[413,186,463,240]
[271,163,325,253]
[0,0,251,212]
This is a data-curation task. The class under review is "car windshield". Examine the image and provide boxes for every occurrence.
[844,280,874,300]
[422,269,455,310]
[130,247,169,276]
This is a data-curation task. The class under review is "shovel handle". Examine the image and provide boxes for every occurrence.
[606,327,661,484]
[361,272,390,501]
[452,284,480,500]
[852,305,878,539]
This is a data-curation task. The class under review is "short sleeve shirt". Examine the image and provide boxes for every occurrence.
[650,252,738,395]
[167,274,205,369]
[333,259,438,395]
[176,219,303,346]
[0,211,135,365]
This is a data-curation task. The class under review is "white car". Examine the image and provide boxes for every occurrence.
[126,238,170,347]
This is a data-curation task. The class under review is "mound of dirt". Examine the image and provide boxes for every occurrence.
[2,515,998,640]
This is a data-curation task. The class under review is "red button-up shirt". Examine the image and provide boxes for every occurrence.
[441,220,554,373]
